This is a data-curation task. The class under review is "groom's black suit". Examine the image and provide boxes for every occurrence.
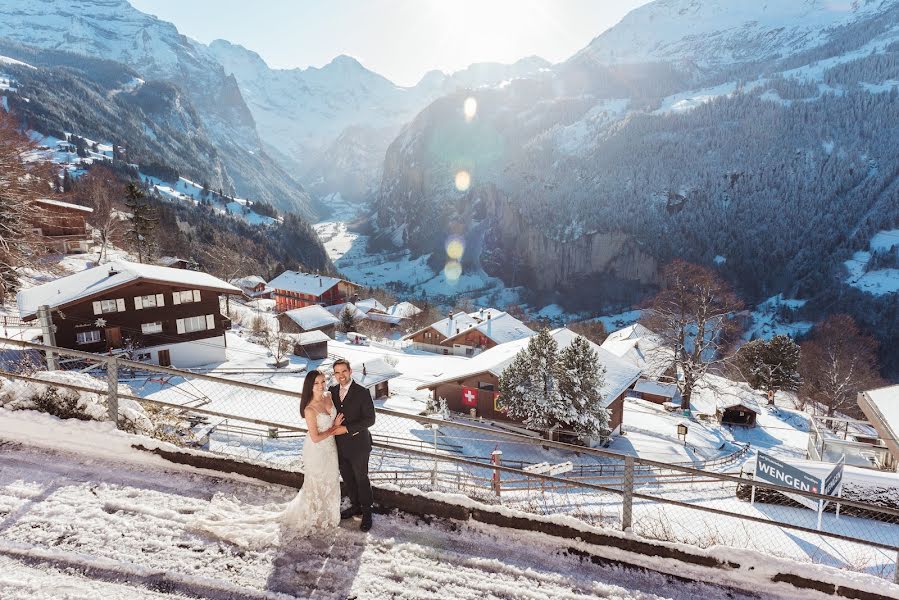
[331,380,375,512]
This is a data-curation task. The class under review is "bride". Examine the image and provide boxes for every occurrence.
[192,369,344,546]
[282,369,344,534]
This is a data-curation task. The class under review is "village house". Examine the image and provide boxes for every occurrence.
[277,304,339,338]
[268,270,361,312]
[230,275,272,299]
[629,379,680,405]
[404,308,535,356]
[17,260,241,368]
[386,301,422,321]
[600,323,673,379]
[291,330,330,360]
[155,256,192,270]
[690,375,760,427]
[351,358,402,399]
[417,328,641,437]
[31,198,94,254]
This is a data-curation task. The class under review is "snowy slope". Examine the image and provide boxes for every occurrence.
[0,414,822,600]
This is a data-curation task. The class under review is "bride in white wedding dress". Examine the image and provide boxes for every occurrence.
[282,369,343,534]
[192,369,344,548]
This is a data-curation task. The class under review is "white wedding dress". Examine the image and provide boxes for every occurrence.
[191,406,341,548]
[282,406,341,535]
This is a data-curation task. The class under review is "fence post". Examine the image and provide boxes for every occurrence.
[895,550,898,585]
[622,455,634,531]
[491,449,502,497]
[37,305,58,371]
[107,357,119,427]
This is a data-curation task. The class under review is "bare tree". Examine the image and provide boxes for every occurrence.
[800,315,883,417]
[642,260,743,412]
[0,111,53,302]
[264,326,292,368]
[76,165,124,262]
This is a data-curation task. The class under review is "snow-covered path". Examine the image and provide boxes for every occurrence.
[0,439,815,600]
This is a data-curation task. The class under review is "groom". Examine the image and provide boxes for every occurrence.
[330,358,375,532]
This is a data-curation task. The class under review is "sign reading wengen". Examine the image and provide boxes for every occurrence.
[753,452,845,530]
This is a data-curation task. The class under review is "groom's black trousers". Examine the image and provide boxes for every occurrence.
[339,449,373,511]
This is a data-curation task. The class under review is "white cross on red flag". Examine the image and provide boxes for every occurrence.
[461,386,478,407]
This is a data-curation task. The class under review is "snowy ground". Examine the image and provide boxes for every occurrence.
[0,413,841,600]
[843,229,899,295]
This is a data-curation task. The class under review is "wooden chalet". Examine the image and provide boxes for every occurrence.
[351,358,401,399]
[268,270,361,312]
[230,275,272,299]
[404,308,535,356]
[417,328,641,439]
[630,379,679,405]
[277,305,339,338]
[17,260,241,368]
[690,375,761,427]
[291,330,330,360]
[31,198,93,254]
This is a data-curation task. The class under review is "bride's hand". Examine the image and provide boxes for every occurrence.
[334,413,345,427]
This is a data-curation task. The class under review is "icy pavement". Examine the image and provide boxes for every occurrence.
[0,439,824,600]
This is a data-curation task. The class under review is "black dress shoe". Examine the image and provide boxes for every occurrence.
[359,512,372,532]
[340,507,361,520]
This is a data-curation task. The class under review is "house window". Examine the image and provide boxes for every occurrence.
[135,352,151,361]
[141,322,163,334]
[76,330,101,344]
[176,314,214,334]
[134,294,164,309]
[173,290,201,304]
[93,298,125,314]
[477,381,495,392]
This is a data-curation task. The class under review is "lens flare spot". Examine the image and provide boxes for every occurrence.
[454,170,471,192]
[446,237,465,260]
[444,260,462,282]
[463,96,477,122]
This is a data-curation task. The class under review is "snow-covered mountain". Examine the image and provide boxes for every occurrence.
[374,0,899,373]
[208,39,548,201]
[0,0,314,216]
[577,0,889,66]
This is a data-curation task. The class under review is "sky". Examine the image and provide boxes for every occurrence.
[128,0,651,86]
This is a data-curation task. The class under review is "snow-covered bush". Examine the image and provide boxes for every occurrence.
[0,371,152,434]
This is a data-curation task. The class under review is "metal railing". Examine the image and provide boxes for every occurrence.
[1,336,897,583]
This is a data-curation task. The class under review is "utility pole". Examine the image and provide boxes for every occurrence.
[37,304,58,371]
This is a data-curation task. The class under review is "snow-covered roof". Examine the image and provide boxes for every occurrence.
[35,198,93,213]
[351,358,402,388]
[387,301,422,319]
[230,275,266,289]
[325,302,366,321]
[689,374,762,415]
[442,311,535,346]
[418,328,641,408]
[156,256,189,267]
[294,330,331,345]
[17,260,241,318]
[267,271,345,296]
[633,379,679,399]
[403,308,530,342]
[355,298,387,314]
[601,323,672,378]
[366,313,404,325]
[282,305,339,330]
[858,384,899,462]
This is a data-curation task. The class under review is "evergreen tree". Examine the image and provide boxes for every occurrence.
[340,306,357,333]
[497,329,564,431]
[736,335,801,396]
[557,335,609,438]
[122,182,158,263]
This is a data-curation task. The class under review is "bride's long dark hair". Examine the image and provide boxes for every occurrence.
[300,369,324,414]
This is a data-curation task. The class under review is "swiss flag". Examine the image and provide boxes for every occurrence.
[461,386,478,407]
